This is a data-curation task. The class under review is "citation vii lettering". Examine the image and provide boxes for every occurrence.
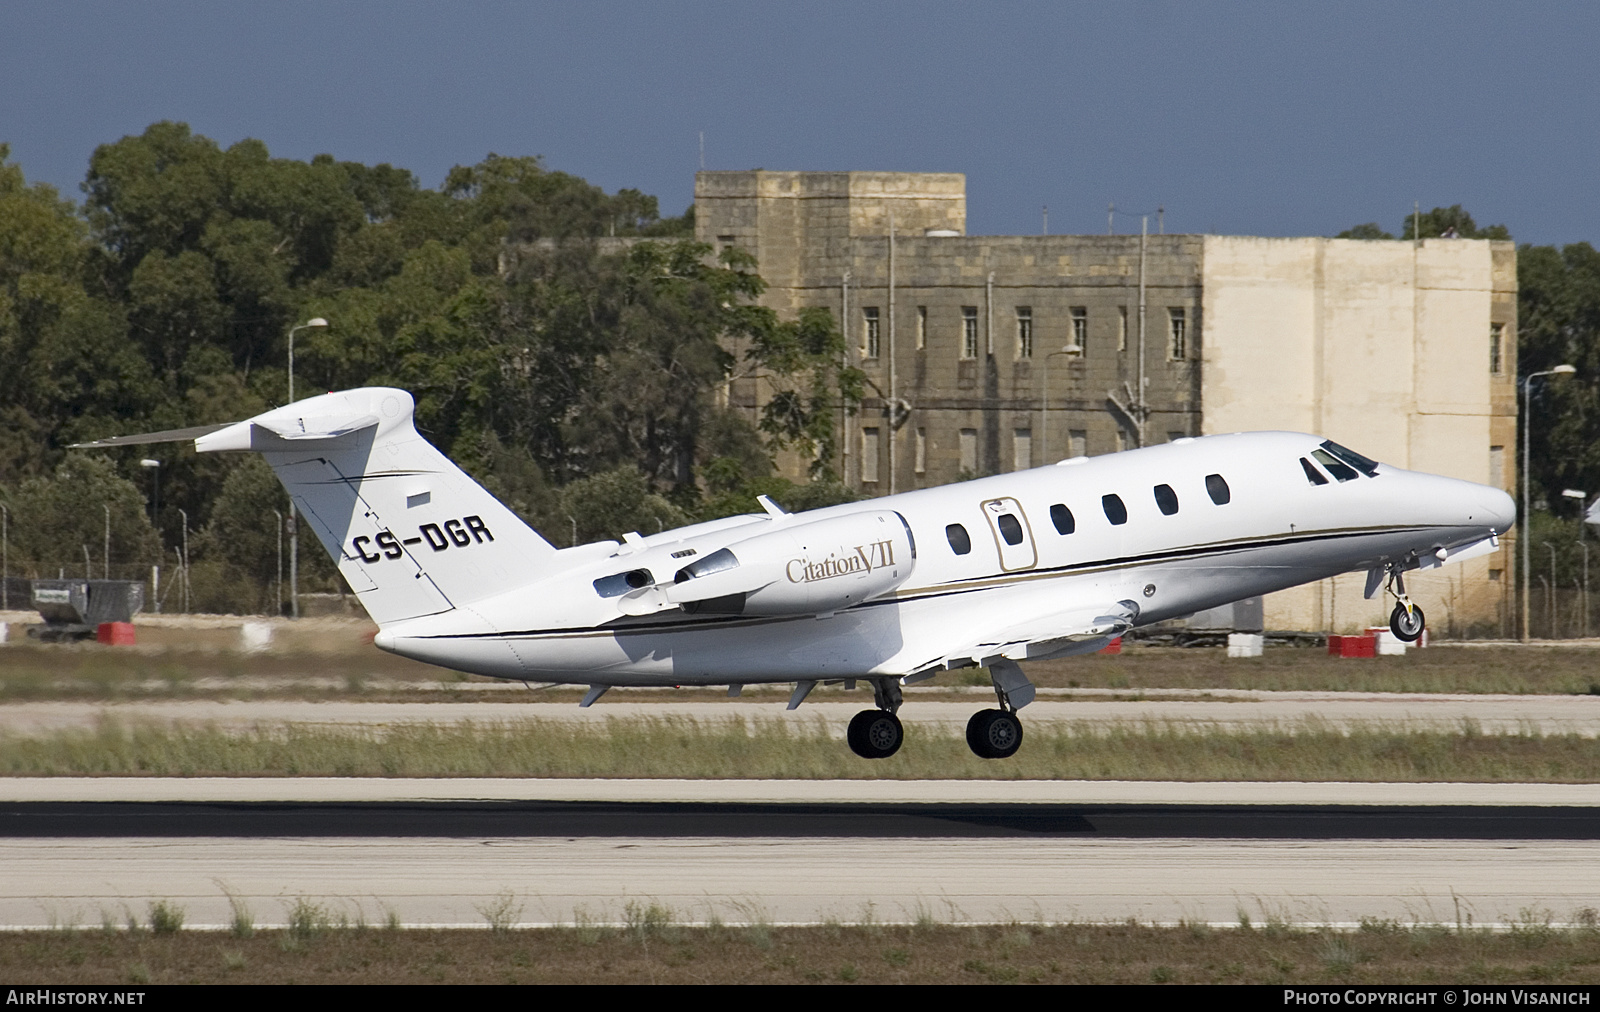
[786,539,897,584]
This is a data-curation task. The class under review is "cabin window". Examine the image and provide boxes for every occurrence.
[1153,484,1179,516]
[1205,473,1231,504]
[1050,503,1075,535]
[1311,449,1359,482]
[996,513,1024,546]
[1102,494,1128,526]
[946,523,973,555]
[1300,458,1329,486]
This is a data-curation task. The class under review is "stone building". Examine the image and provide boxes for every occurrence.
[694,170,1518,635]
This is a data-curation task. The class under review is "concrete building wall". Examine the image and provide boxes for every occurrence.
[696,171,1515,633]
[1200,235,1516,634]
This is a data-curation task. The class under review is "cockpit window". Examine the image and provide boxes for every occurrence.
[1312,449,1359,482]
[1205,474,1231,505]
[1320,440,1380,477]
[1300,457,1330,486]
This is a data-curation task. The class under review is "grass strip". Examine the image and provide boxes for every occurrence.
[5,715,1600,780]
[7,919,1600,984]
[9,643,1600,700]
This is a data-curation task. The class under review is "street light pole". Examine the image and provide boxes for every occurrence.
[1521,365,1576,641]
[285,317,328,620]
[1039,344,1083,462]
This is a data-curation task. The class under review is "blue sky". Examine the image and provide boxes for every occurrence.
[3,1,1595,245]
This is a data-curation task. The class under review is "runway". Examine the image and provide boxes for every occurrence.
[4,782,1600,929]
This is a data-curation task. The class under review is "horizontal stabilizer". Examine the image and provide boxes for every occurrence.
[70,423,233,449]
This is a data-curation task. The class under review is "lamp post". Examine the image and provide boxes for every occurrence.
[1039,343,1083,462]
[1521,365,1576,640]
[285,317,328,620]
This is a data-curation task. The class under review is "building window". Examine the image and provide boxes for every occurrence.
[1118,306,1128,352]
[961,307,979,359]
[1490,445,1505,489]
[1168,308,1187,360]
[861,427,880,483]
[1013,429,1032,471]
[863,307,880,359]
[1490,323,1505,375]
[915,427,927,474]
[959,428,978,474]
[1016,307,1033,359]
[1071,307,1088,356]
[1069,430,1087,458]
[917,306,927,350]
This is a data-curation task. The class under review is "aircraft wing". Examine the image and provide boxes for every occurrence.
[931,598,1142,669]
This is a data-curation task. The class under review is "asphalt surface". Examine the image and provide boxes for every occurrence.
[8,798,1600,840]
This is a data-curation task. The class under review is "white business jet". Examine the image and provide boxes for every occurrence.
[78,387,1515,760]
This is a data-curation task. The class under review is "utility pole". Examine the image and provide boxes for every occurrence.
[103,504,110,580]
[841,269,851,487]
[887,211,897,495]
[1137,214,1148,446]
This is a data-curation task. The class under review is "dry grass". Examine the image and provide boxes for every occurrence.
[5,715,1600,781]
[6,919,1600,984]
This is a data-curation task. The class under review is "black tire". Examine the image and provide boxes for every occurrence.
[847,709,903,759]
[1390,602,1426,642]
[966,708,1024,759]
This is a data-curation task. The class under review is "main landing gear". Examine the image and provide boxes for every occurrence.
[846,678,905,759]
[842,660,1040,760]
[966,658,1035,759]
[1383,566,1427,643]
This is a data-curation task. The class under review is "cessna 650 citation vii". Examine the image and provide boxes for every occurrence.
[79,387,1516,760]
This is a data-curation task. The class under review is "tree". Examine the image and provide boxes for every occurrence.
[1,456,159,578]
[1400,205,1511,241]
[1335,223,1393,240]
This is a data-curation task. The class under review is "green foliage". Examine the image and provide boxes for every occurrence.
[1400,204,1511,241]
[558,468,690,545]
[1335,223,1394,240]
[0,126,873,609]
[2,455,159,577]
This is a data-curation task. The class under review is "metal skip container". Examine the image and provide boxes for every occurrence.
[28,579,145,642]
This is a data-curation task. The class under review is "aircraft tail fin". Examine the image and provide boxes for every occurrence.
[182,388,558,625]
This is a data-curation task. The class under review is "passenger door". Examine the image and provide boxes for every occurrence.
[981,497,1038,572]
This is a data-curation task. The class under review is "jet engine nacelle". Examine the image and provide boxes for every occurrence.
[666,510,916,616]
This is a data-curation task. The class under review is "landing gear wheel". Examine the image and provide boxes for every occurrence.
[966,708,1024,759]
[847,709,904,759]
[1390,601,1426,642]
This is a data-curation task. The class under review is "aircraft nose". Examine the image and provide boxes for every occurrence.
[1475,486,1516,534]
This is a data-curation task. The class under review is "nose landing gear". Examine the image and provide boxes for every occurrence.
[1383,566,1427,643]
